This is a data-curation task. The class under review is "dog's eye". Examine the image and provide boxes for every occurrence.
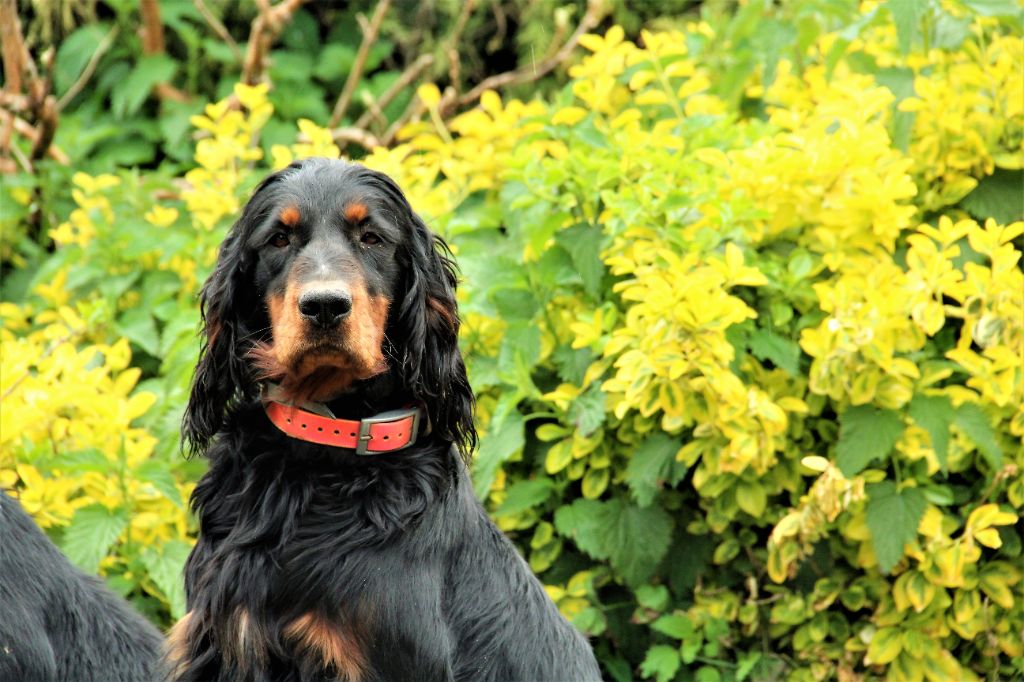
[270,232,290,248]
[360,232,382,246]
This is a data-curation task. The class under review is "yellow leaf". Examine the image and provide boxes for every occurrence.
[866,626,903,665]
[905,572,935,613]
[552,107,588,126]
[577,33,605,53]
[479,89,502,114]
[967,503,1017,532]
[581,468,609,499]
[974,527,1002,549]
[628,70,656,91]
[544,440,572,474]
[801,456,830,472]
[417,83,441,108]
[634,89,669,106]
[979,570,1015,609]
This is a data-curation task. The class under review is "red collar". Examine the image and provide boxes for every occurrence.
[264,400,423,454]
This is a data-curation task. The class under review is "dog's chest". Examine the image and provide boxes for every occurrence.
[191,473,449,671]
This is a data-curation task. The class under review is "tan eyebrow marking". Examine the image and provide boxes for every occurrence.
[344,202,368,223]
[280,205,301,228]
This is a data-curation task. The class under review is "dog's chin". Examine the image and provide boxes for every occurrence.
[251,341,387,404]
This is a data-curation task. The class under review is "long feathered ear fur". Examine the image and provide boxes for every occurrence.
[397,217,477,457]
[181,166,296,455]
[365,171,477,457]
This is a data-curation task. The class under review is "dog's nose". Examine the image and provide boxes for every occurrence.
[298,290,352,328]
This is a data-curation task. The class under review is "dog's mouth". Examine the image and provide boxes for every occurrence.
[249,337,387,403]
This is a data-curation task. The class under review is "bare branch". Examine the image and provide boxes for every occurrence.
[194,0,242,64]
[58,26,120,111]
[450,0,603,114]
[353,53,433,130]
[444,0,475,91]
[1,0,29,95]
[5,114,70,164]
[242,0,308,85]
[29,95,58,162]
[328,0,392,128]
[139,0,166,55]
[381,98,424,148]
[330,126,381,151]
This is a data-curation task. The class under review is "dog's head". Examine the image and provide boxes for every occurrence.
[182,158,476,457]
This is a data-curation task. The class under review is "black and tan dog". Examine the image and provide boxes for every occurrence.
[0,491,163,681]
[166,158,601,681]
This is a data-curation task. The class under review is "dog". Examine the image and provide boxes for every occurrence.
[165,158,602,681]
[0,491,163,681]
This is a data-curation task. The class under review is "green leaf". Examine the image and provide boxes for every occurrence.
[957,0,1024,17]
[561,223,606,299]
[866,482,927,574]
[635,584,670,611]
[555,498,673,587]
[493,478,555,517]
[554,499,609,559]
[960,169,1024,224]
[639,645,681,682]
[116,308,160,357]
[134,460,184,509]
[908,394,954,471]
[111,55,177,118]
[472,395,526,498]
[748,328,801,375]
[696,667,722,682]
[886,0,924,54]
[55,23,109,95]
[140,540,191,619]
[626,434,681,507]
[835,405,904,477]
[62,504,129,574]
[736,652,762,682]
[954,402,1003,468]
[568,386,605,437]
[651,613,694,639]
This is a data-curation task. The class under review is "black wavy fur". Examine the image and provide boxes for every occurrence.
[0,491,163,681]
[171,158,601,681]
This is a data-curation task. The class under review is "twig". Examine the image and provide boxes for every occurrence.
[449,0,603,114]
[139,0,166,54]
[381,98,424,147]
[193,0,242,64]
[330,127,381,151]
[444,0,475,91]
[242,0,307,85]
[1,0,29,95]
[29,95,58,162]
[138,0,192,102]
[328,0,392,128]
[353,53,433,130]
[3,114,68,164]
[57,26,119,111]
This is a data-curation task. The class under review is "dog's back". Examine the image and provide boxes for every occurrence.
[0,491,163,682]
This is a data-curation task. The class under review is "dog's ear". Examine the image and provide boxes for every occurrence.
[366,173,475,456]
[396,216,477,457]
[182,166,296,455]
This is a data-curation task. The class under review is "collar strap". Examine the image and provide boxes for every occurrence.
[264,400,422,454]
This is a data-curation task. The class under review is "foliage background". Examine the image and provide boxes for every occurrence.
[2,1,1023,680]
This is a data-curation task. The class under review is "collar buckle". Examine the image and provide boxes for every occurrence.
[355,407,422,455]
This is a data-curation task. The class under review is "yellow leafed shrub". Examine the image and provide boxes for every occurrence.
[1,2,1021,679]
